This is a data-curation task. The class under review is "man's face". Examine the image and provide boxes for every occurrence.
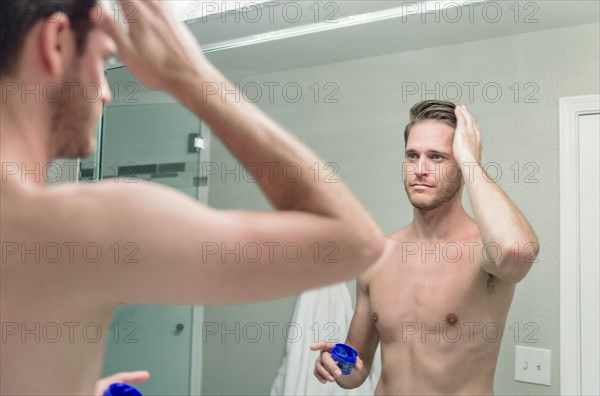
[52,27,116,158]
[403,120,463,211]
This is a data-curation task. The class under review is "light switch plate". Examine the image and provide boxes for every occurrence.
[515,345,551,385]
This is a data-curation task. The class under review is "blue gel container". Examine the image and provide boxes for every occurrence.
[330,343,358,375]
[103,383,143,396]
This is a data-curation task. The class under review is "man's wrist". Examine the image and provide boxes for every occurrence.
[169,61,222,111]
[456,153,480,169]
[456,155,482,184]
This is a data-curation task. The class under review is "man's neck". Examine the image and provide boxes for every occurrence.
[410,197,471,241]
[1,101,54,187]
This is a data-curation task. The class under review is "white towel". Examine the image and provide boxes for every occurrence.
[270,282,381,395]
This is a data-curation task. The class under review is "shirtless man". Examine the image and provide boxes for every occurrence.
[312,100,539,394]
[0,1,385,394]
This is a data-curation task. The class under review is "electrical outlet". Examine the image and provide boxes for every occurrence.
[515,346,551,385]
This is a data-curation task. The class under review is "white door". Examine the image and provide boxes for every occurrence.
[578,112,599,395]
[560,95,600,396]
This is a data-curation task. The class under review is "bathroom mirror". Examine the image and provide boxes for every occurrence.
[83,1,599,394]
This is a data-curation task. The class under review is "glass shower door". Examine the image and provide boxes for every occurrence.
[92,66,205,396]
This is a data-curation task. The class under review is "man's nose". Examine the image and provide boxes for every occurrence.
[100,77,112,104]
[405,158,429,179]
[415,158,430,177]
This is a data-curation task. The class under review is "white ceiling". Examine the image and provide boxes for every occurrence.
[193,0,600,79]
[105,0,599,94]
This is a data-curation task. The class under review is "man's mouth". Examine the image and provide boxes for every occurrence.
[411,183,433,188]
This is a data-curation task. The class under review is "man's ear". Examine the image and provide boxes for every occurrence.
[38,12,74,78]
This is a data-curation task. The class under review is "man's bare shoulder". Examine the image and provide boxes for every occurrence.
[357,228,409,291]
[1,180,222,305]
[2,180,208,243]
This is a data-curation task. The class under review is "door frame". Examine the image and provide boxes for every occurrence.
[190,126,211,396]
[559,94,600,395]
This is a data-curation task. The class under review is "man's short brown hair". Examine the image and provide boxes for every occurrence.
[0,0,97,77]
[404,100,457,145]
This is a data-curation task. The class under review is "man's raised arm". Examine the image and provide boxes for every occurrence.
[74,0,385,305]
[452,105,539,283]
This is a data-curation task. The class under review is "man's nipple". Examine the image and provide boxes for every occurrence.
[446,313,458,326]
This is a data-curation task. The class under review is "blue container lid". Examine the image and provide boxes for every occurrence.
[331,343,358,364]
[103,383,143,396]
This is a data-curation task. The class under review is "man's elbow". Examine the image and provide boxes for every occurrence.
[489,241,540,283]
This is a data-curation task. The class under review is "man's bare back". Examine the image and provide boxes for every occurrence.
[1,187,116,392]
[1,183,205,394]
